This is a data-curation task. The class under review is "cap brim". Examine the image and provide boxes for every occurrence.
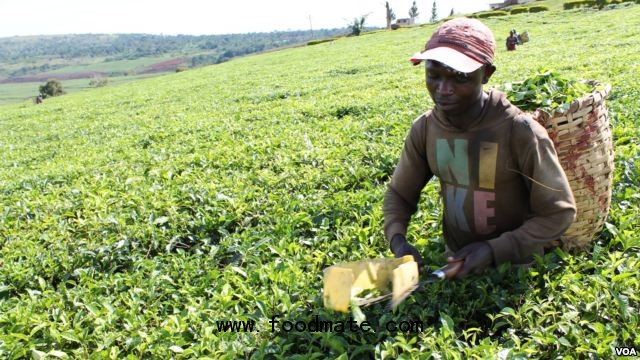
[410,47,483,73]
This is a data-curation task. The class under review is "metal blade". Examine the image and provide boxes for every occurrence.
[388,275,442,310]
[356,293,392,307]
[357,274,442,309]
[388,284,419,310]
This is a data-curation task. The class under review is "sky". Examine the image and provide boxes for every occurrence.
[0,0,494,38]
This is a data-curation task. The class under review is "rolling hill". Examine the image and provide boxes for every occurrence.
[0,29,349,105]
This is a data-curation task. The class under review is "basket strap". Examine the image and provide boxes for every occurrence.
[508,115,528,190]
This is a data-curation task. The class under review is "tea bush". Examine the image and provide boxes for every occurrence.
[510,7,530,14]
[308,38,336,46]
[564,0,596,9]
[0,5,638,359]
[476,10,510,18]
[528,5,550,12]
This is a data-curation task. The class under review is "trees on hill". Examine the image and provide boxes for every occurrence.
[39,79,65,98]
[430,1,438,23]
[89,77,108,88]
[348,16,368,36]
[386,2,396,29]
[409,1,420,23]
[0,31,351,64]
[0,30,351,78]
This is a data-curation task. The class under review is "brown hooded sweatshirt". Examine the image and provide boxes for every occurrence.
[383,89,576,265]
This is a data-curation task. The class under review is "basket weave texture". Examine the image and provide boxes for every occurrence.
[531,82,614,252]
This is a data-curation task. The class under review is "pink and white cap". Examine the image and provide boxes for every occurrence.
[410,18,496,73]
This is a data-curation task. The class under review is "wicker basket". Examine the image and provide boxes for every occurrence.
[531,82,614,252]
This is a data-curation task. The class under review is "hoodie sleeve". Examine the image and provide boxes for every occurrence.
[383,115,434,242]
[487,116,577,264]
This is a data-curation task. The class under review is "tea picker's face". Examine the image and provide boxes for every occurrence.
[425,60,489,116]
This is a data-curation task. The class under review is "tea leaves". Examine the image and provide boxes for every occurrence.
[1,4,639,359]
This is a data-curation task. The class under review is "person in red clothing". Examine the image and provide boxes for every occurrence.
[506,30,518,51]
[390,18,576,279]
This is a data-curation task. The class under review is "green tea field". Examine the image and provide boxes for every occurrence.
[1,4,639,359]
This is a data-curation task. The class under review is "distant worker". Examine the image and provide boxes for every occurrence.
[35,95,43,104]
[512,28,521,44]
[506,30,518,51]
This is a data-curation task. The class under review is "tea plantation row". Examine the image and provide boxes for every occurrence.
[0,5,638,359]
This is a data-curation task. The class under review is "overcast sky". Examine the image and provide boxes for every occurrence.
[0,0,494,38]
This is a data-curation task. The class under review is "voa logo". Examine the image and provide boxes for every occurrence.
[614,347,637,356]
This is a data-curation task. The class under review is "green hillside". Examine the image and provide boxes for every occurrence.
[0,29,348,105]
[1,5,639,359]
